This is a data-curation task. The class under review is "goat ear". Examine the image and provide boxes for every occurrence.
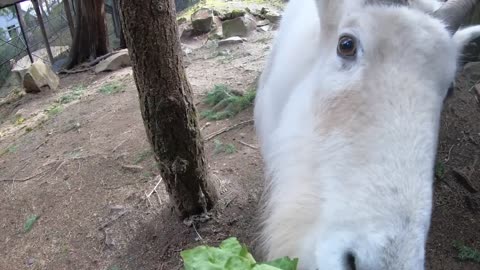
[316,0,365,36]
[452,25,480,49]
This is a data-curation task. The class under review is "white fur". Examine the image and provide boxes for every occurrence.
[254,1,480,270]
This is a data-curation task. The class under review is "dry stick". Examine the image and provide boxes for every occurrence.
[444,144,455,163]
[0,165,53,182]
[146,176,163,197]
[205,119,254,141]
[239,140,258,150]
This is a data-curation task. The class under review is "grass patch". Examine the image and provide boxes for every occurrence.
[135,149,154,164]
[453,241,480,263]
[99,81,125,95]
[214,139,237,154]
[13,115,26,125]
[45,103,63,117]
[24,214,39,233]
[200,84,256,120]
[0,144,18,157]
[58,84,86,104]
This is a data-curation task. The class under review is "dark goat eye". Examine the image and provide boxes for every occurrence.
[337,35,357,58]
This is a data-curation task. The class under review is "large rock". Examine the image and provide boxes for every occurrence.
[23,60,59,93]
[222,15,256,38]
[191,8,213,34]
[95,49,131,73]
[208,16,224,40]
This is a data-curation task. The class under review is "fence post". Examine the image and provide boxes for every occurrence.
[15,3,33,63]
[32,0,54,65]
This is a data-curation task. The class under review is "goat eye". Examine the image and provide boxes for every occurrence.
[337,35,357,58]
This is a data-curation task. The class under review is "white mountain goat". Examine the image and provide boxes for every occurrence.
[254,0,480,269]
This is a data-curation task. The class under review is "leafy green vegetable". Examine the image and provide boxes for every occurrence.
[181,237,298,270]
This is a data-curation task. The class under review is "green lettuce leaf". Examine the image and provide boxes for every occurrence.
[181,237,298,270]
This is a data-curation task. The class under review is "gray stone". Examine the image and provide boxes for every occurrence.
[23,59,59,93]
[218,36,246,46]
[191,8,213,34]
[209,16,224,40]
[94,49,131,73]
[222,16,256,38]
[264,11,282,24]
[257,19,270,27]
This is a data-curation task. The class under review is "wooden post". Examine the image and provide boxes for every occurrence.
[32,0,54,64]
[63,0,75,38]
[15,3,33,63]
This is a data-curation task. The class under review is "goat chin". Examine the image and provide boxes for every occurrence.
[254,0,480,269]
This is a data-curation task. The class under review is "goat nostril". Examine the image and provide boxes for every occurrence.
[337,35,357,58]
[346,252,357,270]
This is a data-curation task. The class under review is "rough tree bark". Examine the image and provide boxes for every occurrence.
[119,0,218,218]
[66,0,109,68]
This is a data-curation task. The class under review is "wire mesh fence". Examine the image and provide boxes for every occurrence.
[0,0,72,93]
[0,0,122,95]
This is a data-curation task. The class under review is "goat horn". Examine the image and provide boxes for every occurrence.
[433,0,478,33]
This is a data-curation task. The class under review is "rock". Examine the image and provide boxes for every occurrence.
[180,26,195,42]
[23,59,59,93]
[94,49,131,73]
[177,17,187,25]
[191,8,213,34]
[222,15,256,38]
[259,25,271,32]
[209,16,224,40]
[264,11,282,24]
[222,9,246,20]
[218,36,246,46]
[257,19,270,27]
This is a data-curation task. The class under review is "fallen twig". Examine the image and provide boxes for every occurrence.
[98,208,129,230]
[146,176,163,197]
[444,145,455,163]
[205,119,254,141]
[121,164,144,172]
[239,140,258,150]
[0,164,54,182]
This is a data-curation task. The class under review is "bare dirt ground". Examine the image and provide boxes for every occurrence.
[1,11,480,270]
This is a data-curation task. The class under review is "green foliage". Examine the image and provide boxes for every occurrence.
[45,103,63,116]
[24,214,39,233]
[201,84,256,120]
[58,85,86,104]
[135,149,154,164]
[214,139,236,154]
[99,81,125,95]
[435,161,445,179]
[181,237,298,270]
[453,241,480,264]
[0,144,18,157]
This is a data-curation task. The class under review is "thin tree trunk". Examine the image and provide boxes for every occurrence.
[113,0,126,49]
[63,0,75,38]
[119,0,218,218]
[66,0,108,69]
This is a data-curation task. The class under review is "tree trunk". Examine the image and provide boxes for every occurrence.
[119,0,218,218]
[66,0,109,69]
